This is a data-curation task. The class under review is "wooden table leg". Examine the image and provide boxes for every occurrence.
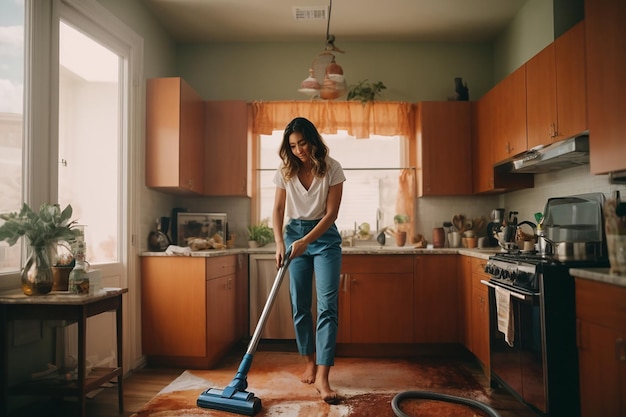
[1,305,7,417]
[116,301,124,412]
[78,309,87,417]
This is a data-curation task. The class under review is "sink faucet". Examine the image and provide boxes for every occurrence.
[376,208,383,233]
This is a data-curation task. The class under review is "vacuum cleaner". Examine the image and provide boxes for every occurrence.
[197,248,292,416]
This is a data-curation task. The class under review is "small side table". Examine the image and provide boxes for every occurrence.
[0,288,127,417]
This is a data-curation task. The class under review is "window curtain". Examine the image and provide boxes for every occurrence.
[252,100,412,139]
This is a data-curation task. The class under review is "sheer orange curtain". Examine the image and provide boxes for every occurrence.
[396,168,416,243]
[252,100,412,138]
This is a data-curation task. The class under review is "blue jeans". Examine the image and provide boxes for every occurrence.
[284,219,342,366]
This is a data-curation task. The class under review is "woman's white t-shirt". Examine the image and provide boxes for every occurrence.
[273,156,346,220]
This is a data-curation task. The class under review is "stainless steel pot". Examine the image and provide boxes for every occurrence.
[538,235,603,261]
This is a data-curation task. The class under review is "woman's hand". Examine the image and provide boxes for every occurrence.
[289,239,308,259]
[275,243,286,269]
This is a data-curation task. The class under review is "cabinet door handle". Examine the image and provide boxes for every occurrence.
[341,274,350,292]
[616,338,625,361]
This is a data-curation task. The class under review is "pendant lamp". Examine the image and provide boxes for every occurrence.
[298,0,347,99]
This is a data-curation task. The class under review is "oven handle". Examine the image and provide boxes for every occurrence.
[480,279,533,302]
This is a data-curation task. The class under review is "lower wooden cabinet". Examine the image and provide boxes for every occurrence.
[338,255,414,343]
[575,278,626,417]
[414,254,458,342]
[458,255,473,347]
[471,278,490,369]
[141,255,243,368]
[461,257,490,372]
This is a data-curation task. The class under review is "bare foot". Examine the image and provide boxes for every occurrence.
[300,355,316,384]
[315,382,339,404]
[314,365,339,404]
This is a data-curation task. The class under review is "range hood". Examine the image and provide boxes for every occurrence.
[501,135,590,174]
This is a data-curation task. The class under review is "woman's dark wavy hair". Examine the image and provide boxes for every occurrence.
[279,117,329,180]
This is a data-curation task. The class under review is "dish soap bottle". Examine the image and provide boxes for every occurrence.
[68,240,89,294]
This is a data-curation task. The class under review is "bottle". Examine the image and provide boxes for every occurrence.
[68,240,89,294]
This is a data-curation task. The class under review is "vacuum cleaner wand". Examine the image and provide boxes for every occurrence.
[197,249,293,416]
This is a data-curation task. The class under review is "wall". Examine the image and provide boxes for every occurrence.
[493,0,554,84]
[178,41,494,103]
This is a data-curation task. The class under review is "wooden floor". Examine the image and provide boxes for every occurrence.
[10,349,539,417]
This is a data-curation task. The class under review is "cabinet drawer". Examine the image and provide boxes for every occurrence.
[471,258,489,287]
[341,255,413,274]
[575,278,626,331]
[206,255,236,280]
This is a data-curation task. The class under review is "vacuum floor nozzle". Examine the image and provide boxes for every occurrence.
[197,387,262,416]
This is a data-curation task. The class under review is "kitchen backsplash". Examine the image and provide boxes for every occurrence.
[170,164,625,249]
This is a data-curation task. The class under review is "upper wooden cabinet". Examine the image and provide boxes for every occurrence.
[414,102,472,196]
[585,0,626,175]
[472,90,534,194]
[493,65,528,164]
[145,77,205,195]
[526,21,587,149]
[472,93,495,193]
[203,101,251,196]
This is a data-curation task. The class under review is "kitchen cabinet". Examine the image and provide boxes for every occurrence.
[492,65,527,164]
[470,257,490,372]
[413,102,472,196]
[338,255,414,344]
[472,92,534,194]
[458,255,473,348]
[413,255,458,342]
[472,94,495,193]
[575,278,626,417]
[526,21,587,149]
[145,77,204,195]
[248,254,301,340]
[140,255,241,368]
[585,0,626,175]
[203,101,251,196]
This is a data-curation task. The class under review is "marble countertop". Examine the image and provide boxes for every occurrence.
[569,267,626,288]
[141,246,501,260]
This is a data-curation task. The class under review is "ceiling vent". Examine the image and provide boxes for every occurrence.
[293,6,328,21]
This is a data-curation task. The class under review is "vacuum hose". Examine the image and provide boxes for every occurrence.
[391,391,502,417]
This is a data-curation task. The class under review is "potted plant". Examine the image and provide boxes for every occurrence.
[0,203,81,295]
[247,220,274,248]
[347,80,387,103]
[393,214,410,246]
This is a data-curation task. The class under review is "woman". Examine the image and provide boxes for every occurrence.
[272,117,345,404]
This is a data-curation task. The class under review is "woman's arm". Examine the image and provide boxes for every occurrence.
[290,182,343,259]
[273,186,287,267]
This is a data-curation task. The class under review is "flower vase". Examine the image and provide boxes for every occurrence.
[21,246,53,295]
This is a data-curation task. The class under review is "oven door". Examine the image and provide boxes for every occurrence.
[481,279,547,414]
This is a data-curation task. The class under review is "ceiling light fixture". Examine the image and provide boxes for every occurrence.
[298,0,347,99]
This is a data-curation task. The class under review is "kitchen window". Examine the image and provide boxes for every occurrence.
[0,0,142,295]
[258,130,409,234]
[0,0,25,278]
[251,101,414,237]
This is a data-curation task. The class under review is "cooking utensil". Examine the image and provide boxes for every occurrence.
[452,214,467,234]
[615,190,626,217]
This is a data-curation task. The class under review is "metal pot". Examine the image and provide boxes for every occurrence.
[538,235,603,261]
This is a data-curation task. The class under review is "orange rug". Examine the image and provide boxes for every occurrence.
[134,352,494,417]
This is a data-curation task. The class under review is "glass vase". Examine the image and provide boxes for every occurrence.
[21,245,53,296]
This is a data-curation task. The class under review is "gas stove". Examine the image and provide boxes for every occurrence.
[485,254,543,292]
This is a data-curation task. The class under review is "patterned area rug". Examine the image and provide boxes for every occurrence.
[133,352,493,417]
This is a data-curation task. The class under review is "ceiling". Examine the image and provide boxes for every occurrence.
[140,0,529,43]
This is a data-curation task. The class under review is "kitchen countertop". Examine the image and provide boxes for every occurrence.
[141,246,501,260]
[569,267,626,288]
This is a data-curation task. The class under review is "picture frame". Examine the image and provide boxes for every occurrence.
[176,213,228,246]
